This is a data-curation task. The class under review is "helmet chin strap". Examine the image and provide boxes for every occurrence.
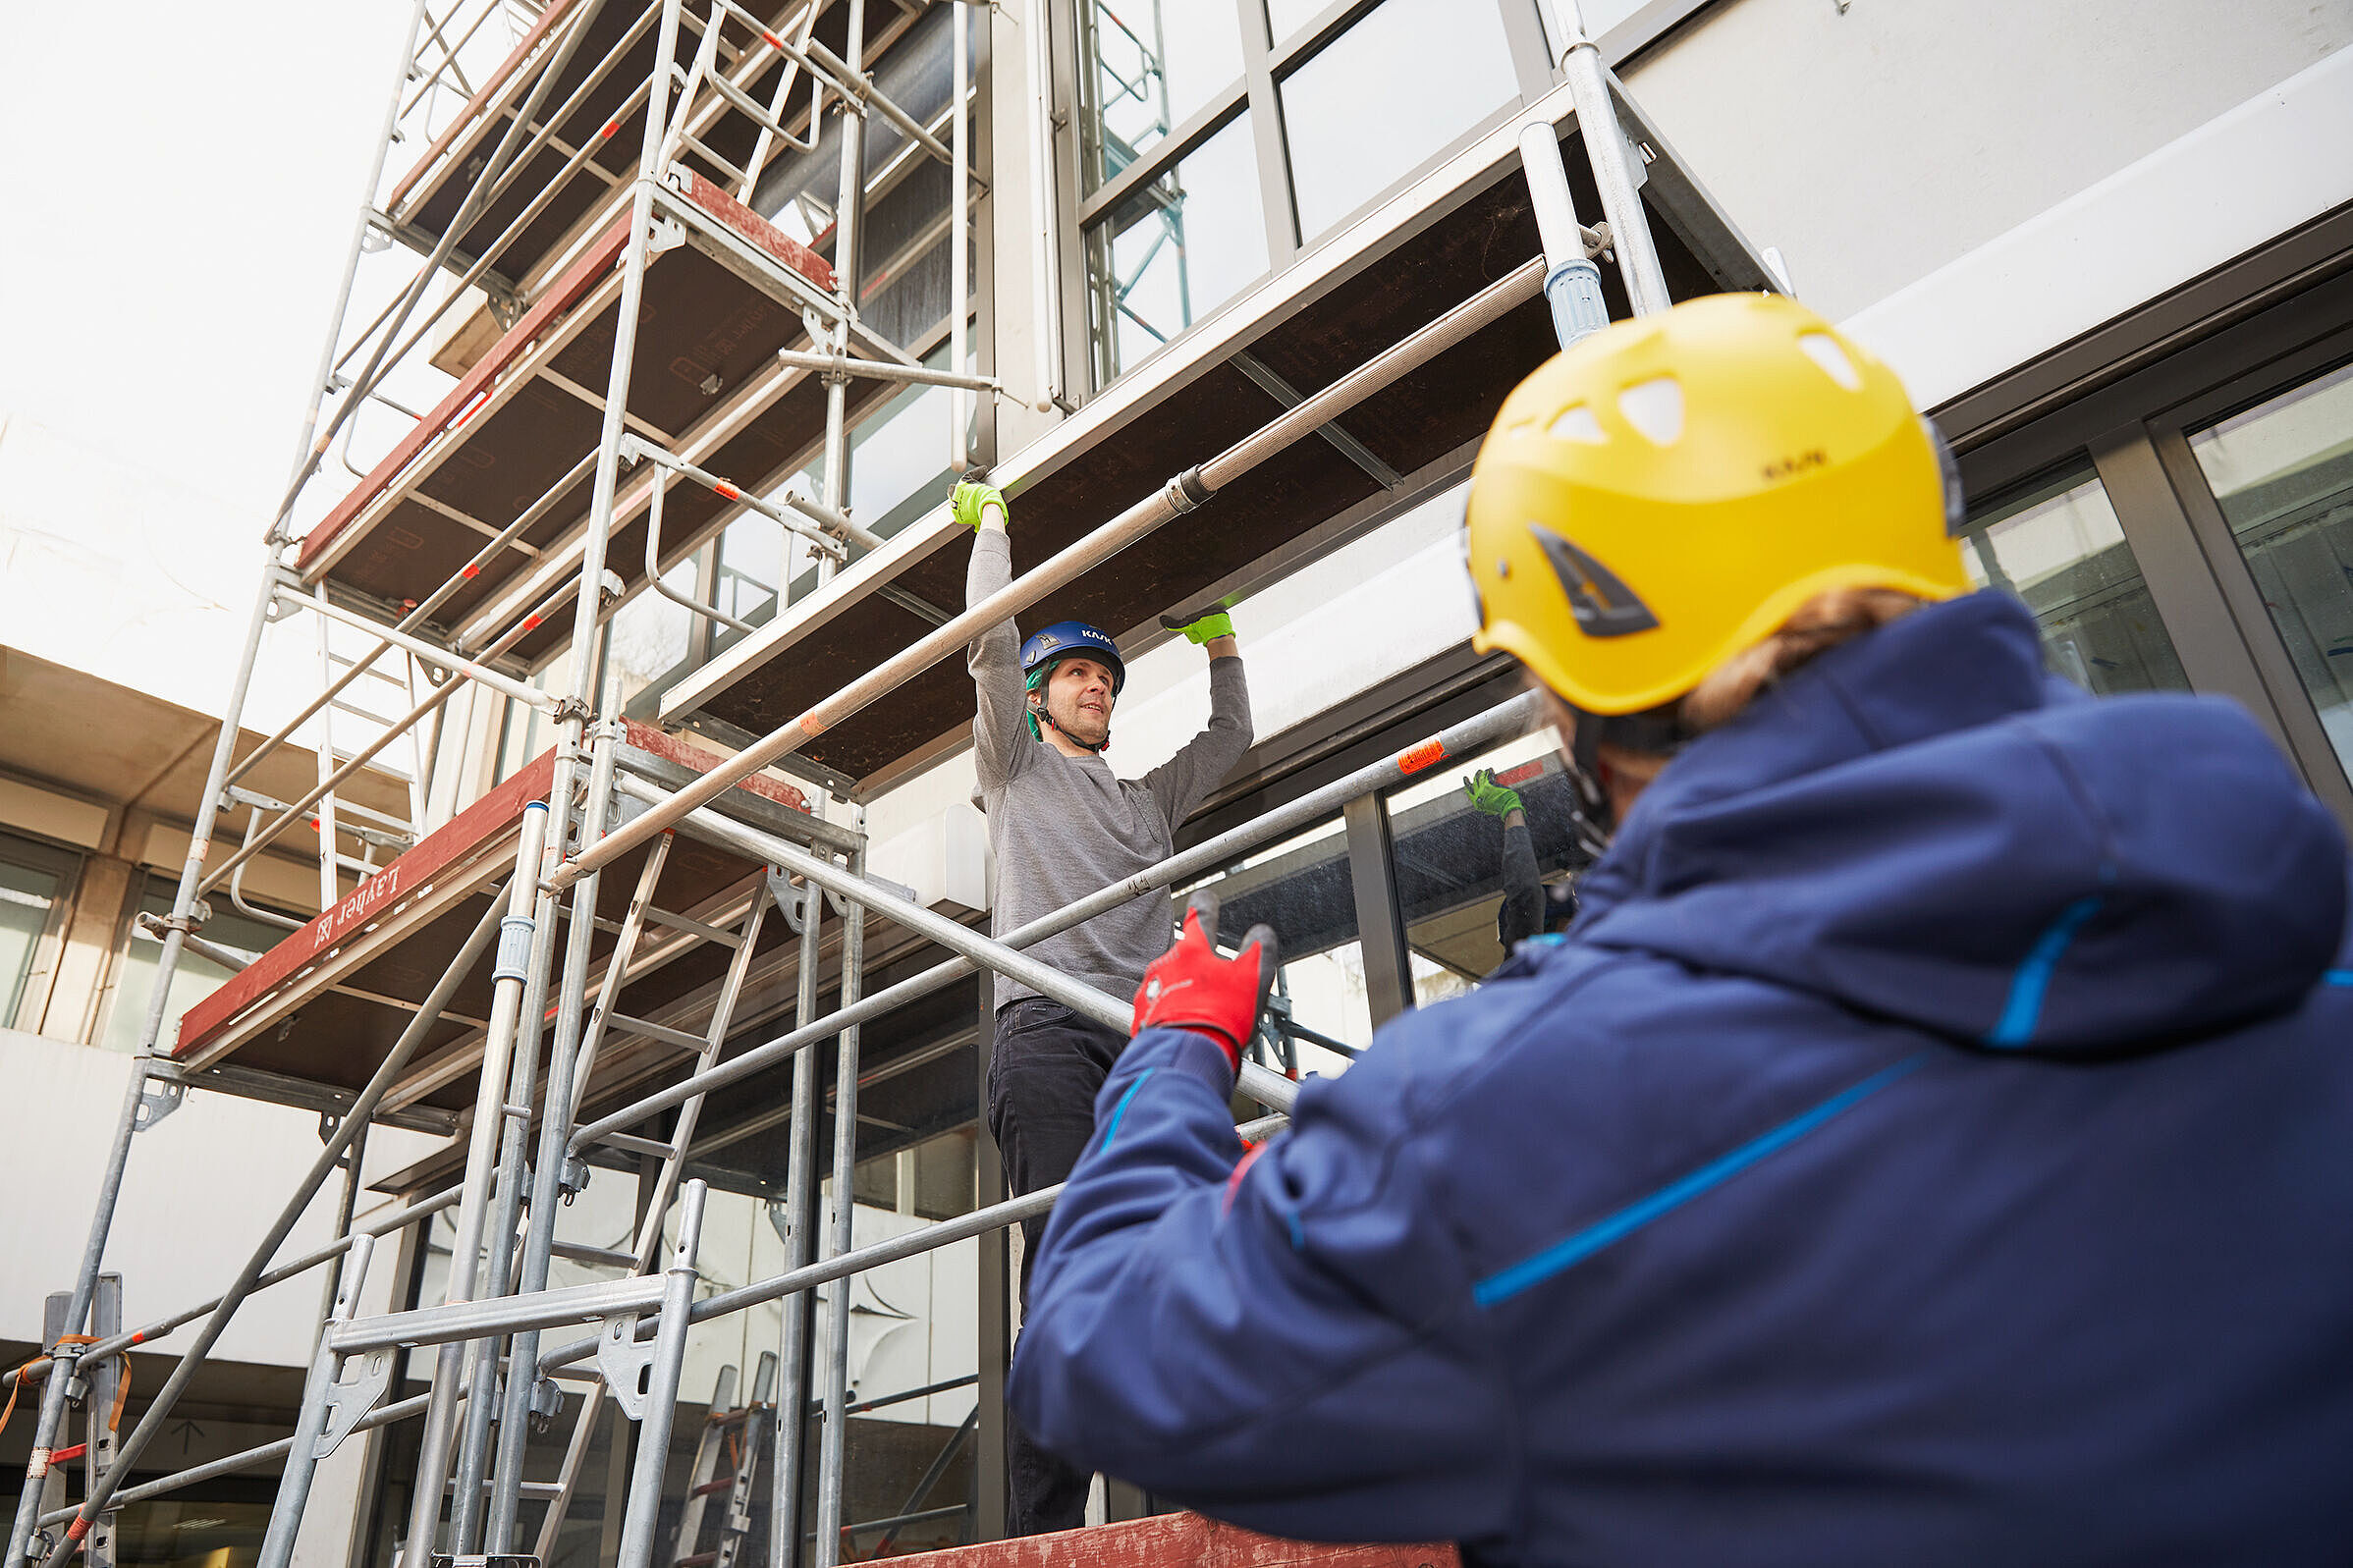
[1031,694,1110,754]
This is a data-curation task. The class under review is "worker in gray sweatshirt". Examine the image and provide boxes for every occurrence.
[953,476,1253,1536]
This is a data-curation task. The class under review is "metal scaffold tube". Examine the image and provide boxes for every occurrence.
[1549,0,1672,316]
[613,1183,709,1568]
[608,773,1300,1114]
[397,803,553,1568]
[538,1112,1290,1378]
[253,1235,379,1568]
[33,885,515,1568]
[572,691,1542,1159]
[813,827,867,1568]
[554,256,1546,892]
[766,875,825,1568]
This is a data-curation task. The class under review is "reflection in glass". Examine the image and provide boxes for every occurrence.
[2191,362,2353,781]
[1077,0,1245,189]
[1387,729,1588,993]
[104,888,285,1054]
[1085,112,1269,382]
[0,853,61,1025]
[1281,0,1516,241]
[1262,0,1320,44]
[1180,817,1369,1073]
[1959,467,2188,696]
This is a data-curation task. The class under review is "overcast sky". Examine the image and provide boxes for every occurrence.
[0,3,426,532]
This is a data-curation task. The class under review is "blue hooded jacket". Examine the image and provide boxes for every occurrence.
[1008,592,2353,1566]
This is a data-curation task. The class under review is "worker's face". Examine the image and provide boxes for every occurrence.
[1039,657,1116,747]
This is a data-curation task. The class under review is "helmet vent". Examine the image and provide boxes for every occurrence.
[1548,405,1607,445]
[1532,525,1661,639]
[1616,377,1684,445]
[1797,332,1863,391]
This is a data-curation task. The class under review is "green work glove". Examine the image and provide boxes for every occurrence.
[1462,767,1523,819]
[952,478,1006,531]
[1173,610,1235,645]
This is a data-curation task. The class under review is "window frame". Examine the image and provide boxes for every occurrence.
[0,829,84,1035]
[1067,0,1558,390]
[1948,211,2353,830]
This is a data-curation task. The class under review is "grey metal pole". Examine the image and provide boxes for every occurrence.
[268,0,618,534]
[612,1182,708,1568]
[543,1108,1300,1377]
[609,776,1300,1113]
[313,1120,371,1337]
[571,690,1542,1156]
[485,0,689,1536]
[285,0,433,499]
[768,883,825,1568]
[813,0,868,600]
[397,800,553,1568]
[448,861,565,1551]
[0,545,287,1568]
[38,888,512,1568]
[492,727,624,1553]
[811,830,866,1568]
[1516,119,1610,348]
[549,256,1546,891]
[254,1233,378,1568]
[80,1277,121,1568]
[1551,0,1672,316]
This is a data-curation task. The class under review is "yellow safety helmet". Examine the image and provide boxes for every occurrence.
[1464,292,1971,718]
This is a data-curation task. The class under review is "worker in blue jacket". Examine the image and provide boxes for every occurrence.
[1006,293,2353,1565]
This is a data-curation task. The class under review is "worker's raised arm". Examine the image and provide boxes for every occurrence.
[1007,899,1514,1545]
[1143,610,1253,827]
[958,481,1034,792]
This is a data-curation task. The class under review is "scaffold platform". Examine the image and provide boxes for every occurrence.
[171,721,838,1114]
[299,173,844,669]
[660,92,1771,784]
[384,0,853,290]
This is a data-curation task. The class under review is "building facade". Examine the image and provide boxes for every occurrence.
[4,1,2351,1565]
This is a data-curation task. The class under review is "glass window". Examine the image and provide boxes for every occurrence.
[1385,727,1586,990]
[1179,817,1369,1073]
[1280,0,1517,242]
[0,836,74,1029]
[1077,0,1245,189]
[2189,361,2353,781]
[104,884,293,1054]
[1262,0,1322,45]
[1959,466,2189,697]
[611,555,699,722]
[1085,111,1270,383]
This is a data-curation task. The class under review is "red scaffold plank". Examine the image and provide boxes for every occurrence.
[173,721,807,1061]
[673,168,837,295]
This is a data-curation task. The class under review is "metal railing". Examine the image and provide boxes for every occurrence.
[0,4,1682,1568]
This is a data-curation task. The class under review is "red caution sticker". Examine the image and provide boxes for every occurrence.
[714,481,741,502]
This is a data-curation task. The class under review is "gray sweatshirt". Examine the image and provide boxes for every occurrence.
[966,527,1253,1011]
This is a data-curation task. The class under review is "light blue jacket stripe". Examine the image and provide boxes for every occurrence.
[1474,1054,1930,1308]
[1987,895,2104,1047]
[1098,1068,1157,1151]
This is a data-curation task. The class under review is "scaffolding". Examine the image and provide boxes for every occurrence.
[2,3,1754,1567]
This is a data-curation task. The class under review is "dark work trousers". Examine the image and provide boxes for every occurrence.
[988,996,1128,1537]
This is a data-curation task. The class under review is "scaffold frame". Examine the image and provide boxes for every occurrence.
[1,3,1740,1566]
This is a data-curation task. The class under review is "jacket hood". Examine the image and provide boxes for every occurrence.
[1573,592,2348,1052]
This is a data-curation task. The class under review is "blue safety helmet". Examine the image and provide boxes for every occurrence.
[1019,621,1125,693]
[1020,621,1124,747]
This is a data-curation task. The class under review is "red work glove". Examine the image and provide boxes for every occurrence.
[1132,890,1280,1072]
